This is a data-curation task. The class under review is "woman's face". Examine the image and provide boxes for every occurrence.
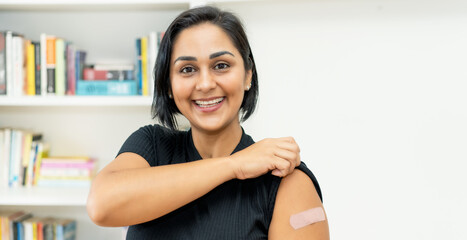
[170,23,252,133]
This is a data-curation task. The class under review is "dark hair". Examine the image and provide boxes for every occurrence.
[151,6,259,130]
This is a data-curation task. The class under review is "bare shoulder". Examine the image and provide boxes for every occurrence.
[268,169,330,240]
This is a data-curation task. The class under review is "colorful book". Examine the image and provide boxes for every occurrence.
[76,79,137,96]
[33,41,41,95]
[0,32,6,95]
[46,36,56,95]
[26,40,35,95]
[141,36,148,96]
[66,44,76,95]
[75,50,86,84]
[55,38,65,96]
[83,68,134,81]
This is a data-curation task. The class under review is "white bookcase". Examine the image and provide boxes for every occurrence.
[0,0,206,239]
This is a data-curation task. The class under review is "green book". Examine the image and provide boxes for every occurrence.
[55,38,65,96]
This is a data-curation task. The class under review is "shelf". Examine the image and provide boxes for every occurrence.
[0,96,153,107]
[0,0,190,11]
[0,186,89,206]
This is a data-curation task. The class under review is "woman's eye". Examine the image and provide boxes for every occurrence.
[214,63,229,70]
[180,66,195,74]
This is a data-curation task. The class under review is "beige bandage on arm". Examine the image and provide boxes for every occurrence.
[289,207,326,230]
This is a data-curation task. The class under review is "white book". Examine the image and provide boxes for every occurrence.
[5,31,13,96]
[1,128,11,188]
[148,31,157,97]
[12,35,24,96]
[40,33,47,96]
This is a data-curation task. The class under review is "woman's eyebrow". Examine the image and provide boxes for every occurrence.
[210,51,234,59]
[173,51,234,64]
[174,56,197,64]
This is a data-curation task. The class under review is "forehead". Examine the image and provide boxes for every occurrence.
[172,23,238,57]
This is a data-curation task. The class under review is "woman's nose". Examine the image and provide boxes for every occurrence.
[195,69,216,92]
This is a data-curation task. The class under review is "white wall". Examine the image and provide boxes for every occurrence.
[216,0,467,239]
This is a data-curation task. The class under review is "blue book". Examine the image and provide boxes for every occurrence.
[76,79,137,96]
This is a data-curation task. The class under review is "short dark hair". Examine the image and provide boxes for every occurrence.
[151,6,259,130]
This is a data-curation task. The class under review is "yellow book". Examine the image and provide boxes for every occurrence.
[27,41,36,95]
[22,132,33,186]
[32,222,37,240]
[33,143,49,186]
[141,36,148,96]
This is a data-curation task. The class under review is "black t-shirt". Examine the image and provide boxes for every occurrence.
[117,124,322,240]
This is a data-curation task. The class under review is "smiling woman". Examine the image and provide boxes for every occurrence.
[86,6,329,240]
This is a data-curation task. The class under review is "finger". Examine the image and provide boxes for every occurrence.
[272,156,292,176]
[276,140,300,154]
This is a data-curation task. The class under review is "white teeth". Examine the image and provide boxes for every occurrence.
[195,97,224,107]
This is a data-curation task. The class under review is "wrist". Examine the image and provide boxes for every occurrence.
[223,155,238,180]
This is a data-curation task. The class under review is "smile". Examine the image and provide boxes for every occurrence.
[194,97,225,108]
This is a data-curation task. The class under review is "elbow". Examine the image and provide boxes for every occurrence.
[87,192,107,226]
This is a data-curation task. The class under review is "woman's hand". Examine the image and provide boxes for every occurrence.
[228,137,301,179]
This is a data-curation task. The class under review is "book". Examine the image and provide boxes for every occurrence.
[53,219,76,240]
[75,50,86,84]
[148,31,157,97]
[135,38,142,95]
[46,35,56,95]
[12,34,24,96]
[0,32,6,95]
[26,40,35,95]
[76,79,137,96]
[0,128,11,188]
[40,33,47,95]
[55,38,65,96]
[83,67,134,81]
[33,41,41,95]
[141,36,148,96]
[66,44,76,95]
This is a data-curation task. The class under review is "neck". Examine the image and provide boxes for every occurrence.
[191,121,243,159]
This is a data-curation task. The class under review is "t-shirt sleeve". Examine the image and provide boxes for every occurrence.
[116,125,157,166]
[297,161,323,202]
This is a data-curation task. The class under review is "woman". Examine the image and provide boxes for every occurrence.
[87,6,329,239]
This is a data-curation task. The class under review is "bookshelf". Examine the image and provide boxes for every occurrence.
[0,186,88,206]
[0,96,153,106]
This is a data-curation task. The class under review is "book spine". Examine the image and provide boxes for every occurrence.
[55,38,65,96]
[33,42,41,95]
[66,44,75,95]
[136,38,142,95]
[83,68,134,81]
[76,79,137,96]
[46,36,56,95]
[13,35,24,96]
[1,128,11,188]
[141,36,148,96]
[26,41,35,95]
[0,32,6,95]
[5,31,13,96]
[148,31,157,97]
[40,34,47,96]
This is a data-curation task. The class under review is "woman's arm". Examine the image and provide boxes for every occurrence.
[268,169,330,240]
[87,137,301,227]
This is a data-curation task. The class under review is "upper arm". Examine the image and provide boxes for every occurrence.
[97,152,151,176]
[268,169,330,240]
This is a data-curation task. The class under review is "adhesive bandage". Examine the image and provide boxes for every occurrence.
[290,207,326,230]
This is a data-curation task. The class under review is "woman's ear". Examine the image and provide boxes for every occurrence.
[245,69,253,91]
